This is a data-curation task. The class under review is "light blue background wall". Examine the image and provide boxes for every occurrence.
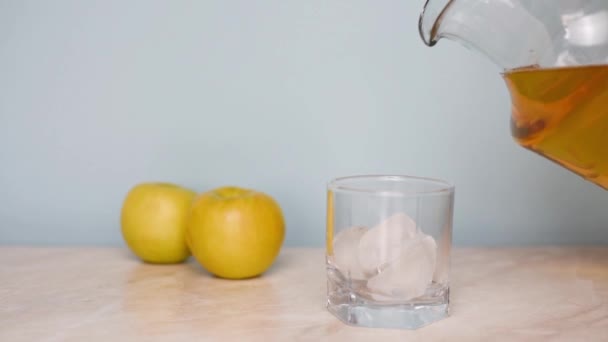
[1,0,607,247]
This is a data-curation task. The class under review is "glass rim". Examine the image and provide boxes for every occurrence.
[327,174,455,196]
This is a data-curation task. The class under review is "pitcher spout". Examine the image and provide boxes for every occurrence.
[418,0,453,47]
[418,0,560,70]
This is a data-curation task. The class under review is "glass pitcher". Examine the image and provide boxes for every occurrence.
[419,0,608,190]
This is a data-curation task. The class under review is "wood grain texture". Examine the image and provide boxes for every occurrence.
[1,247,608,341]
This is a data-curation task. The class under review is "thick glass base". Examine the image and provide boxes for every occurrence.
[326,267,450,329]
[327,300,448,330]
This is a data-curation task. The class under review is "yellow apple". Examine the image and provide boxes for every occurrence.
[187,186,285,279]
[121,182,196,264]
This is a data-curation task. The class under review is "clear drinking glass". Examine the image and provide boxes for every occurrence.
[326,175,455,329]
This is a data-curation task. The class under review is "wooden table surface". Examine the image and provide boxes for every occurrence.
[1,247,608,341]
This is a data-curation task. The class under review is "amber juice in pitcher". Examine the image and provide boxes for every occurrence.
[503,65,608,189]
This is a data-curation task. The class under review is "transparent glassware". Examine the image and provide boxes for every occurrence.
[419,1,608,190]
[326,175,455,329]
[419,0,608,69]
